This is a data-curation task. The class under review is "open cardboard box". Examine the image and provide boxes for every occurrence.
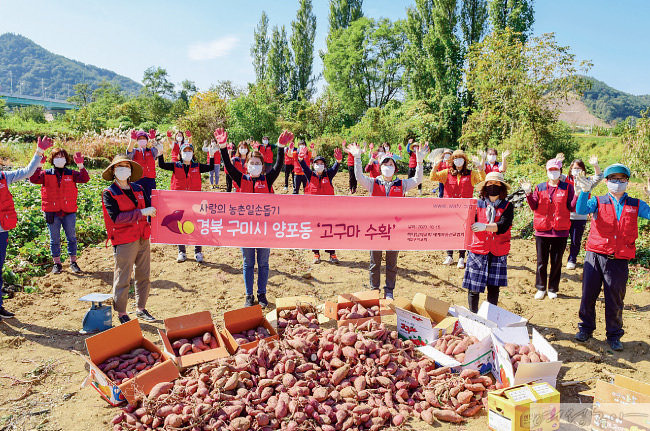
[417,311,493,374]
[491,326,561,388]
[323,290,393,327]
[265,295,327,334]
[158,311,230,369]
[82,319,179,405]
[223,304,279,351]
[453,302,528,330]
[488,381,560,431]
[590,374,650,431]
[391,293,457,346]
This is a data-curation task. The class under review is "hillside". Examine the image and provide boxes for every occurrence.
[0,33,141,99]
[556,94,609,128]
[580,76,650,124]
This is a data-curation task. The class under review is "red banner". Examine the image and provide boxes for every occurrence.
[150,190,476,251]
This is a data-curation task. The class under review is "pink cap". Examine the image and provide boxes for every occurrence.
[546,158,562,170]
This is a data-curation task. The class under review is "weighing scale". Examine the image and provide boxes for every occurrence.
[79,293,113,334]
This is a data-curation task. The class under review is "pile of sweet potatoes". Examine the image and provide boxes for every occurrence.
[232,326,271,345]
[504,342,550,371]
[171,332,219,356]
[432,326,480,363]
[111,320,491,430]
[98,347,163,384]
[337,303,380,320]
[277,304,319,333]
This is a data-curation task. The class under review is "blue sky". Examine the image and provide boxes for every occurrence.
[1,0,649,95]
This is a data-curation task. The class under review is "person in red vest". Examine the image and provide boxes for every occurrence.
[463,172,514,312]
[347,142,429,300]
[228,142,250,193]
[406,139,423,195]
[157,142,215,263]
[259,135,275,173]
[283,144,296,192]
[0,137,52,319]
[101,155,158,324]
[346,141,357,194]
[484,148,510,174]
[127,129,158,198]
[293,140,311,194]
[573,164,650,351]
[29,148,89,274]
[298,148,343,264]
[433,148,453,197]
[217,128,292,308]
[202,137,222,189]
[364,153,381,179]
[521,157,576,300]
[430,149,486,268]
[167,130,192,163]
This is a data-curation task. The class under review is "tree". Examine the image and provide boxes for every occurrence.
[460,0,488,47]
[328,0,363,33]
[0,98,6,118]
[211,80,244,101]
[177,90,229,150]
[178,80,198,103]
[68,83,92,106]
[251,12,271,82]
[142,66,174,98]
[228,82,281,143]
[323,17,406,118]
[290,0,317,100]
[488,0,534,42]
[267,25,293,96]
[623,109,650,176]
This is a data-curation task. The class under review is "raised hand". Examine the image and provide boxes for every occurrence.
[310,142,315,150]
[588,154,598,166]
[149,129,156,140]
[555,152,565,163]
[131,130,138,140]
[298,146,308,160]
[37,136,53,152]
[520,179,532,194]
[277,130,294,147]
[369,143,374,151]
[39,155,47,166]
[416,143,430,162]
[166,130,172,138]
[213,128,228,147]
[398,144,403,152]
[73,152,84,166]
[574,173,593,193]
[154,141,164,154]
[502,150,511,159]
[346,143,364,158]
[471,155,482,169]
[186,130,192,138]
[478,150,487,162]
[334,148,343,162]
[645,177,650,198]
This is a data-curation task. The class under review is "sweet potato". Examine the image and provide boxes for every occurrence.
[433,409,465,423]
[149,381,173,400]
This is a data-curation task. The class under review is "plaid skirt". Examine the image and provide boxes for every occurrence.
[462,252,508,293]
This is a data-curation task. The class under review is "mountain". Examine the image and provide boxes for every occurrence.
[556,94,609,128]
[579,76,650,124]
[0,33,142,100]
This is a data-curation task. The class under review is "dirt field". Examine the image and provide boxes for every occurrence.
[1,174,649,430]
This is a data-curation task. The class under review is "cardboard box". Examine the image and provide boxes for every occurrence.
[83,319,179,405]
[223,304,279,351]
[416,312,494,374]
[488,381,560,431]
[491,326,562,388]
[158,311,230,369]
[454,302,528,329]
[323,290,393,327]
[591,374,650,431]
[391,293,456,346]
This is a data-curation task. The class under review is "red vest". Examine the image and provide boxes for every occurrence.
[445,173,474,198]
[40,168,79,213]
[586,195,639,260]
[231,157,247,192]
[533,182,571,231]
[285,148,295,166]
[240,175,273,194]
[132,148,156,178]
[305,174,334,195]
[437,161,449,172]
[209,150,221,165]
[347,153,355,167]
[366,162,381,178]
[0,172,18,231]
[371,179,404,197]
[485,162,500,173]
[468,200,511,256]
[170,163,202,191]
[260,145,274,163]
[102,183,150,246]
[294,151,311,175]
[408,152,417,168]
[171,142,180,162]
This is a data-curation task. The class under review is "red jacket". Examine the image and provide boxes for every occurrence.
[39,168,79,213]
[259,145,274,163]
[409,152,417,168]
[0,172,18,231]
[372,179,404,197]
[445,173,474,198]
[240,175,273,193]
[586,195,639,259]
[485,162,501,173]
[305,174,335,195]
[533,182,571,231]
[467,200,512,256]
[132,148,156,178]
[102,183,150,246]
[170,162,202,191]
[294,150,311,175]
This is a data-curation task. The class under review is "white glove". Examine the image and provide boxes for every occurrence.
[141,207,157,217]
[574,174,593,193]
[416,144,430,162]
[154,142,164,155]
[521,181,532,194]
[347,144,363,158]
[471,155,482,169]
[208,143,218,157]
[588,155,598,166]
[471,222,487,232]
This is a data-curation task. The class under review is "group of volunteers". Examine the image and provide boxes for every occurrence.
[0,130,648,353]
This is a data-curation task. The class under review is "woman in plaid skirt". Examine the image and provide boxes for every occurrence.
[462,172,514,312]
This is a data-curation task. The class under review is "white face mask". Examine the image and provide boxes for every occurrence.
[53,157,66,168]
[314,164,325,174]
[182,152,193,162]
[571,168,583,177]
[487,154,497,164]
[443,154,451,161]
[453,158,464,168]
[239,148,248,155]
[299,144,306,150]
[381,165,395,178]
[137,140,147,148]
[263,139,269,145]
[114,166,131,181]
[607,181,627,194]
[176,136,183,142]
[248,164,263,176]
[547,170,560,181]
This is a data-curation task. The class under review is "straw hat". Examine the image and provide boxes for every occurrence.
[102,155,144,182]
[475,171,511,191]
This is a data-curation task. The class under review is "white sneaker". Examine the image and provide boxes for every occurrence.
[566,261,576,270]
[547,291,558,299]
[534,290,546,300]
[443,256,454,265]
[195,252,204,263]
[457,258,465,269]
[177,252,187,263]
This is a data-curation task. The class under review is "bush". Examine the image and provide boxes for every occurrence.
[13,105,46,123]
[137,120,158,132]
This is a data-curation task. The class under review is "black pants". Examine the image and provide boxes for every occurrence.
[226,174,233,192]
[535,236,568,292]
[407,167,422,190]
[313,250,335,255]
[178,245,202,254]
[438,183,445,198]
[468,285,500,313]
[578,251,627,341]
[294,174,307,194]
[568,219,587,263]
[370,250,398,294]
[284,165,294,188]
[447,250,466,258]
[348,168,357,193]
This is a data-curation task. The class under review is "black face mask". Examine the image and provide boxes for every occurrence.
[485,184,502,197]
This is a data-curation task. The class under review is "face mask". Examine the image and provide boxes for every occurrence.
[182,152,193,162]
[263,139,269,145]
[453,158,464,168]
[487,155,497,164]
[137,140,147,148]
[314,164,325,174]
[239,148,248,155]
[571,168,583,177]
[443,154,451,161]
[381,165,395,178]
[176,136,183,142]
[299,144,306,149]
[547,171,560,181]
[485,184,501,196]
[248,164,263,176]
[114,167,131,181]
[53,157,66,168]
[607,181,627,194]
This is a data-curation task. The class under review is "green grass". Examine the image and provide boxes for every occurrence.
[571,133,625,169]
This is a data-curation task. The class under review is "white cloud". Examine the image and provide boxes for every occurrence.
[187,36,239,61]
